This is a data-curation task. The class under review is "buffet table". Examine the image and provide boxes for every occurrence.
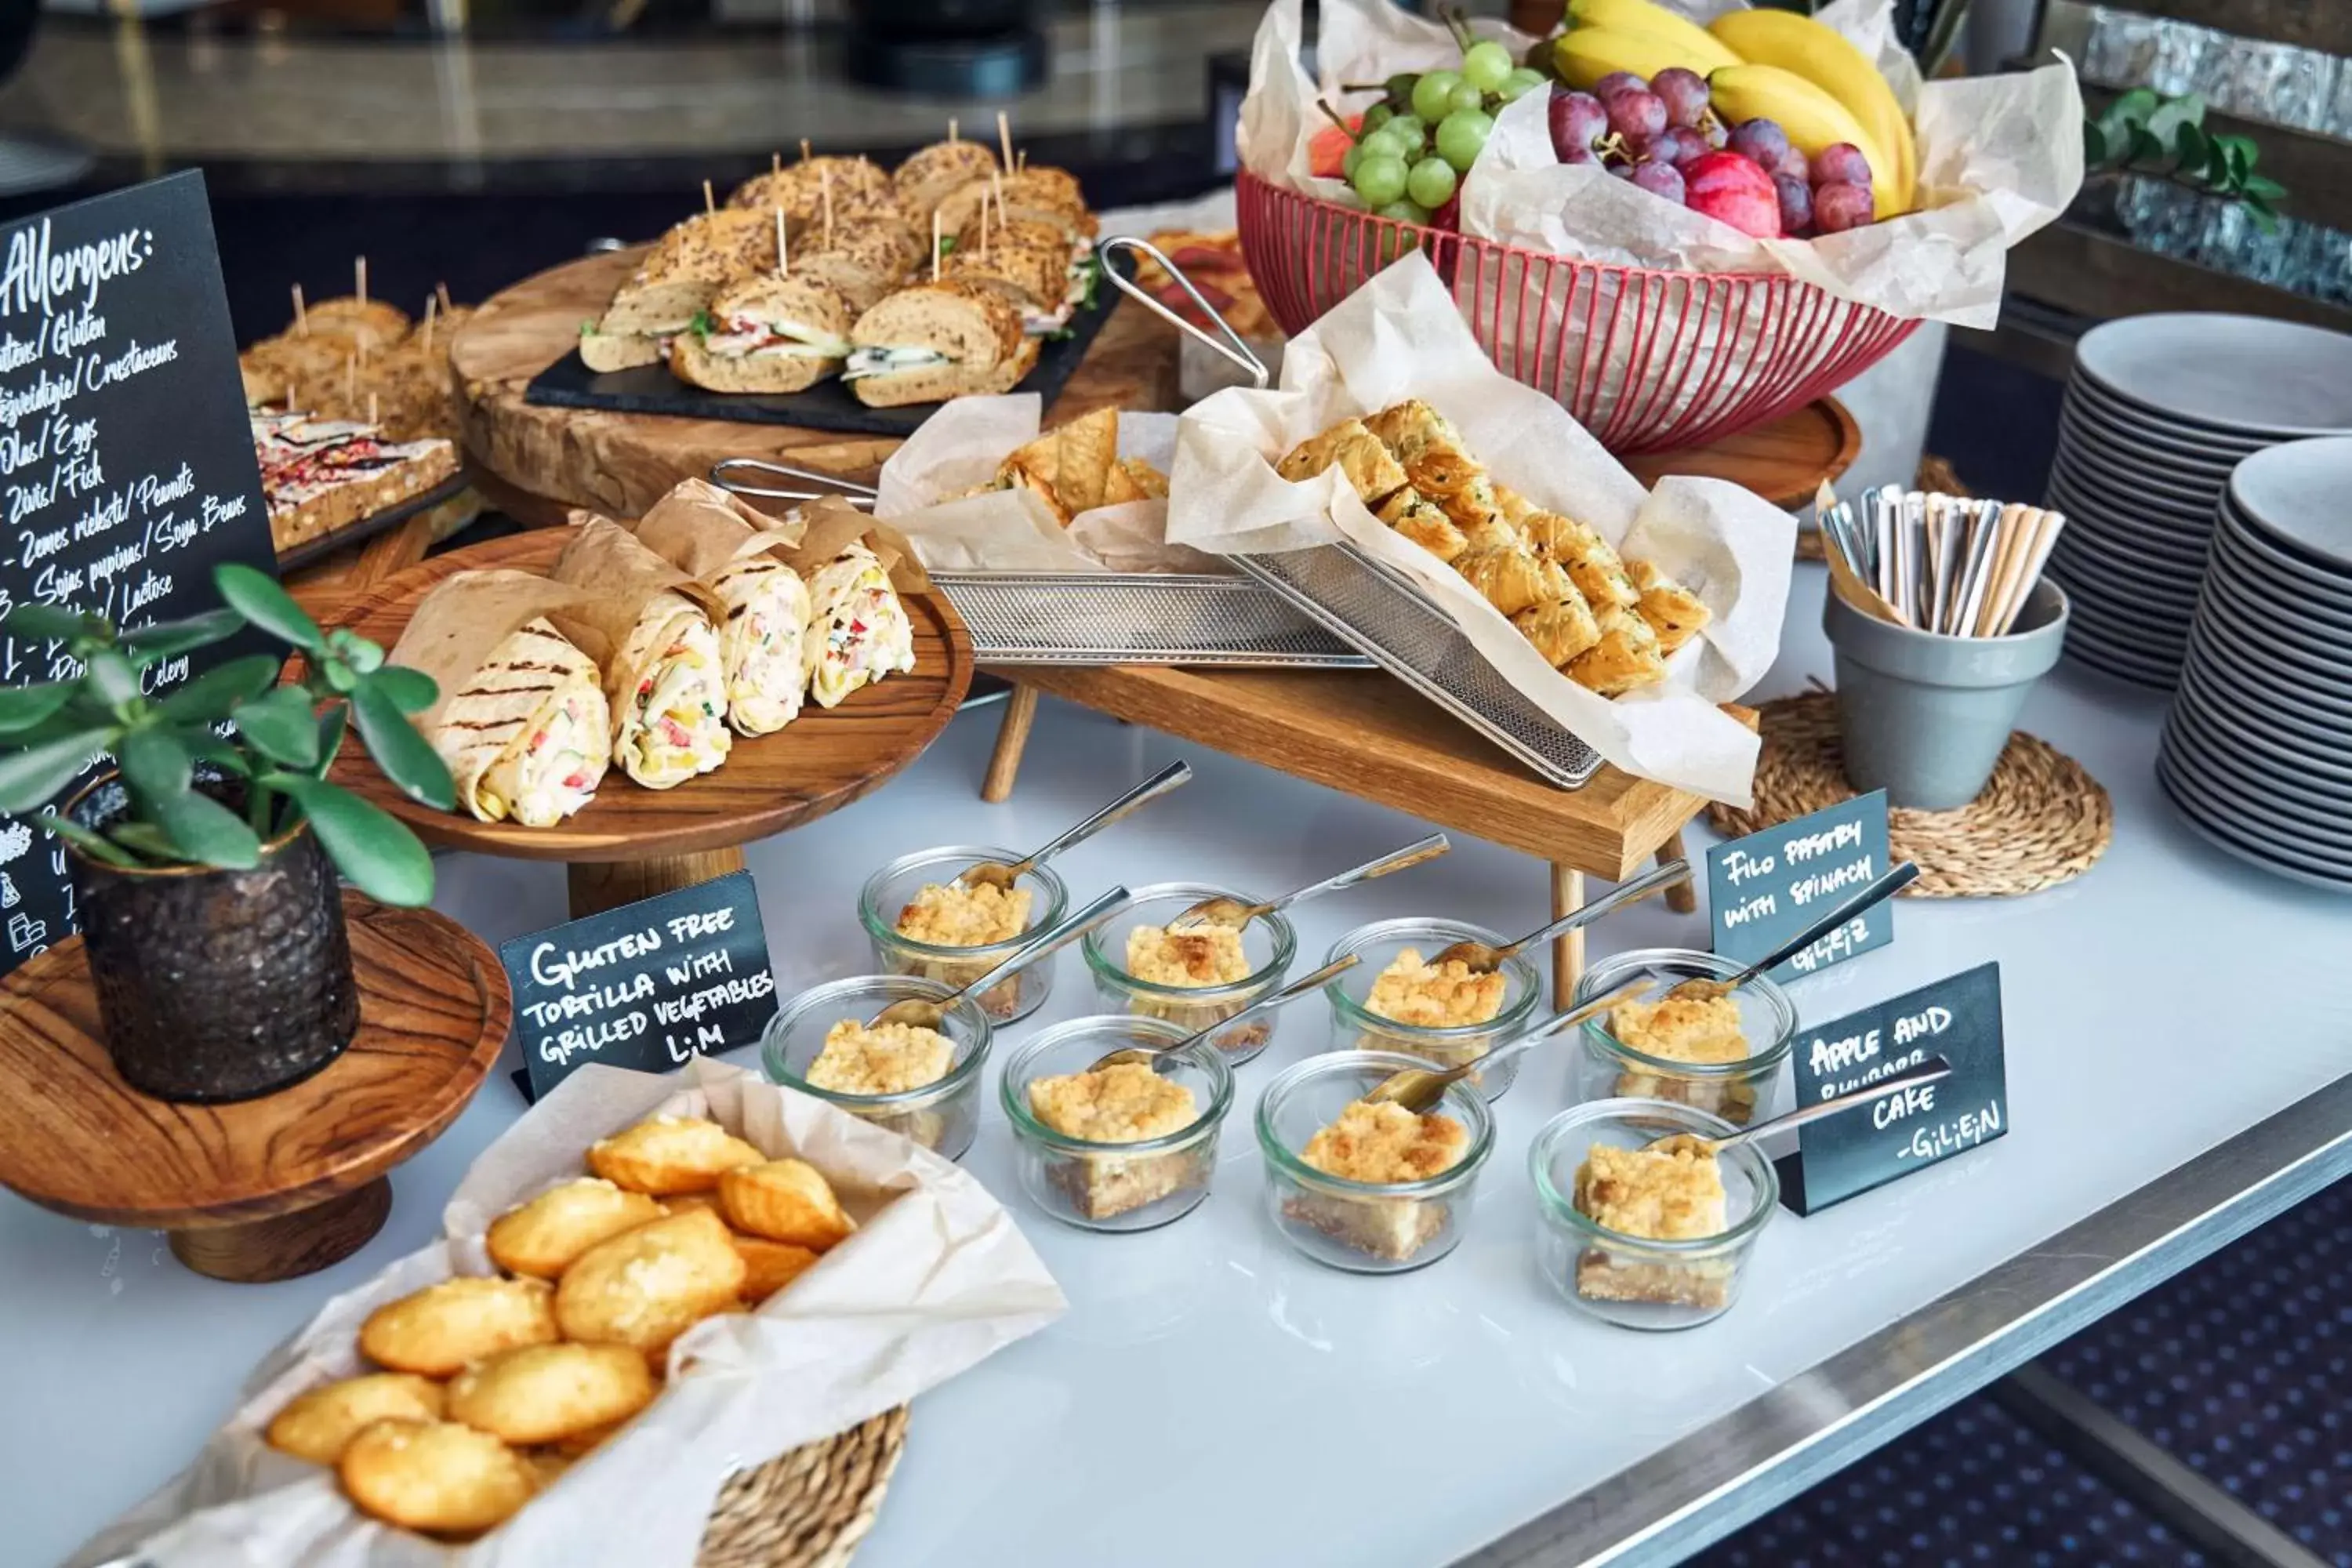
[5,564,2347,1568]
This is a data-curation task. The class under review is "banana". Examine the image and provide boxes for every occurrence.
[1708,7,1915,212]
[1707,63,1901,220]
[1554,27,1724,93]
[1566,0,1743,75]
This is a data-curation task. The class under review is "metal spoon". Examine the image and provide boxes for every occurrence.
[1664,860,1921,1003]
[866,886,1133,1029]
[1429,858,1693,975]
[1359,977,1658,1114]
[956,760,1192,893]
[1168,833,1450,933]
[1086,954,1362,1073]
[1643,1054,1953,1154]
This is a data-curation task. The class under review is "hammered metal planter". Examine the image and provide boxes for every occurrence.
[63,774,359,1103]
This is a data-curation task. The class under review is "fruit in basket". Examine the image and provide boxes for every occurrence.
[1772,172,1813,234]
[1654,125,1710,167]
[1707,64,1898,218]
[1436,108,1495,172]
[1309,112,1366,179]
[1606,89,1668,143]
[1811,143,1873,189]
[1593,70,1647,101]
[1498,67,1548,103]
[1706,5,1918,212]
[1682,151,1781,238]
[1812,181,1874,234]
[1725,117,1791,171]
[1555,31,1718,96]
[1406,156,1459,209]
[1548,88,1610,162]
[1413,69,1465,123]
[1649,66,1710,129]
[1566,0,1742,74]
[1354,151,1410,208]
[1628,161,1686,203]
[1462,39,1515,93]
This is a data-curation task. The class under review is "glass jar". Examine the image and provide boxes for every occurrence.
[1254,1050,1496,1274]
[760,975,993,1160]
[1529,1098,1778,1330]
[1321,919,1541,1102]
[998,1014,1236,1232]
[1570,948,1797,1127]
[858,845,1069,1025]
[1080,883,1296,1066]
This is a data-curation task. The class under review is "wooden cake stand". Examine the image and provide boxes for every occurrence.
[318,530,974,918]
[0,897,510,1283]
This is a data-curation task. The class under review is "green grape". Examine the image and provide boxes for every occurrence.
[1374,198,1432,223]
[1410,69,1462,124]
[1382,116,1428,157]
[1497,67,1546,103]
[1435,108,1494,172]
[1404,156,1457,209]
[1341,141,1366,183]
[1359,125,1411,162]
[1446,80,1486,115]
[1352,151,1410,209]
[1362,102,1395,134]
[1461,39,1512,93]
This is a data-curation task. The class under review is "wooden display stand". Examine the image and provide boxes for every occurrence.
[0,897,510,1283]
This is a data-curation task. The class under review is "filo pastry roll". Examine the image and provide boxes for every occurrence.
[630,478,812,735]
[547,516,734,788]
[387,570,610,826]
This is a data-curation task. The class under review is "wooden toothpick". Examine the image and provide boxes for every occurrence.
[367,390,379,426]
[702,179,717,215]
[821,167,834,249]
[436,281,452,313]
[775,206,789,278]
[800,138,812,162]
[423,294,437,354]
[343,352,355,407]
[997,111,1013,170]
[355,257,368,308]
[291,283,307,336]
[771,151,782,178]
[949,117,959,143]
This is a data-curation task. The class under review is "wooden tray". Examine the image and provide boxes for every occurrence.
[0,895,509,1282]
[275,471,477,572]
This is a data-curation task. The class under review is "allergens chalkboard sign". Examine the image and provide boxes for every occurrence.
[503,870,780,1101]
[0,172,281,978]
[1776,960,2007,1216]
[1708,789,1894,982]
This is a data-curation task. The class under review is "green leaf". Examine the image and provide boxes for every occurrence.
[2082,121,2108,166]
[265,773,434,906]
[317,702,350,772]
[213,563,324,652]
[151,786,263,869]
[343,638,384,676]
[366,666,438,714]
[38,809,140,867]
[321,656,358,695]
[117,726,193,802]
[0,681,75,735]
[2125,125,2165,165]
[2,604,94,644]
[231,685,321,768]
[2144,92,2203,145]
[2242,173,2287,201]
[2100,87,2158,139]
[2244,191,2278,231]
[107,822,182,860]
[184,734,254,777]
[2172,122,2206,170]
[119,608,245,664]
[157,653,283,724]
[2216,133,2256,182]
[85,648,142,710]
[2204,139,2234,187]
[349,681,455,810]
[0,724,118,814]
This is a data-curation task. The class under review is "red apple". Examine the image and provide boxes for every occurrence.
[1682,151,1781,238]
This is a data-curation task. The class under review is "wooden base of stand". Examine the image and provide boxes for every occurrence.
[568,848,751,919]
[169,1178,395,1283]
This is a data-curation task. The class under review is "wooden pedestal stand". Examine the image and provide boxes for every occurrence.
[317,531,975,920]
[0,897,510,1282]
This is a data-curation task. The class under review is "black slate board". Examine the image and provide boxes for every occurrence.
[0,172,282,982]
[522,251,1134,437]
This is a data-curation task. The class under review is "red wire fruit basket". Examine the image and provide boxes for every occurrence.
[1236,168,1920,455]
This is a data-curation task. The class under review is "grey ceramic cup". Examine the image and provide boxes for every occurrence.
[1823,579,2070,810]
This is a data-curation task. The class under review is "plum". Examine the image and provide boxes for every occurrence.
[1682,151,1781,238]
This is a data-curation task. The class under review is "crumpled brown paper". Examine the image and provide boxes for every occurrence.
[387,568,598,735]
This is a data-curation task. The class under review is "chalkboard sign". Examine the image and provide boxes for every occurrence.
[1777,961,2007,1216]
[1708,790,1893,982]
[503,870,780,1101]
[0,172,280,978]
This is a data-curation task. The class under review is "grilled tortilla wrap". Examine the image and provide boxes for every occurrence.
[630,479,813,735]
[547,517,733,789]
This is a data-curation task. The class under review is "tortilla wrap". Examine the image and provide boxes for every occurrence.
[549,517,733,788]
[628,479,812,735]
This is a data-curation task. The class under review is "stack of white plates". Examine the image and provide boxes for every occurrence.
[2161,437,2352,892]
[2045,313,2352,688]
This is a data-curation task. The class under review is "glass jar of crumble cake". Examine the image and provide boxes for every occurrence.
[1081,883,1296,1066]
[761,974,993,1160]
[1322,918,1541,1102]
[1570,948,1797,1127]
[859,844,1069,1025]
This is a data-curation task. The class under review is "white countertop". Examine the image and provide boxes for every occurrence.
[6,566,2349,1568]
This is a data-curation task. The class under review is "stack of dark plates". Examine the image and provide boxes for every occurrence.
[2160,437,2352,891]
[2045,313,2352,688]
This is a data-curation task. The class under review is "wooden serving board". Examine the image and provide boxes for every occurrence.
[0,896,509,1281]
[453,247,1178,523]
[319,529,973,863]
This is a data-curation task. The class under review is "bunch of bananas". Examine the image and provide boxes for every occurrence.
[1552,0,1918,220]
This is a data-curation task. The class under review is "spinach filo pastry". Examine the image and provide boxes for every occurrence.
[387,570,610,827]
[548,516,734,789]
[630,477,813,736]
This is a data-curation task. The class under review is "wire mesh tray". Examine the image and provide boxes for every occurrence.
[931,571,1375,668]
[1231,546,1604,788]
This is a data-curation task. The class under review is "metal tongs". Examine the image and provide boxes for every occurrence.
[710,458,879,510]
[1095,235,1272,391]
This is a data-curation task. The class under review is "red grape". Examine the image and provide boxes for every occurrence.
[1650,67,1710,129]
[1811,143,1873,189]
[1593,71,1647,100]
[1773,173,1812,234]
[1548,88,1610,163]
[1655,126,1710,167]
[1606,89,1668,142]
[1432,194,1461,230]
[1629,161,1686,203]
[1774,143,1810,182]
[1560,147,1599,166]
[1726,118,1790,170]
[1609,163,1635,180]
[1813,180,1873,232]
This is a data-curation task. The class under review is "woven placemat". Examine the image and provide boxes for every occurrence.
[1794,454,1969,562]
[698,1406,909,1568]
[1707,693,2114,898]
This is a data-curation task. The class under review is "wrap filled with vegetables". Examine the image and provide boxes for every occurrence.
[774,496,930,709]
[387,569,610,826]
[630,479,813,737]
[547,516,733,789]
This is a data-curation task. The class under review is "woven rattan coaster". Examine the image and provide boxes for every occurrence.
[697,1406,909,1568]
[1707,694,2113,898]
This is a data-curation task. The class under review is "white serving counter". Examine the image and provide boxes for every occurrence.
[7,567,2350,1568]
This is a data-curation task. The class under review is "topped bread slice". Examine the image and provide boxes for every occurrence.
[845,281,1037,408]
[895,140,1000,215]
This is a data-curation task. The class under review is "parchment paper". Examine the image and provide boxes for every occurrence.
[387,569,598,735]
[73,1058,1065,1568]
[631,477,809,578]
[546,515,730,669]
[875,394,1216,575]
[1167,250,1791,804]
